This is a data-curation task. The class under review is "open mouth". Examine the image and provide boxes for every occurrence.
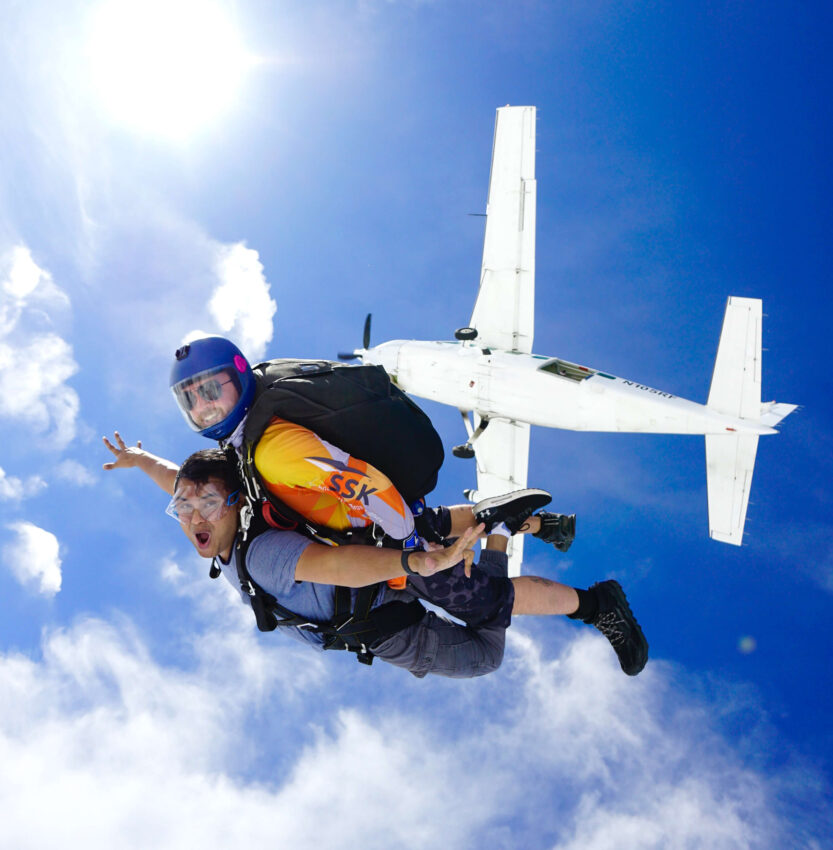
[195,531,211,548]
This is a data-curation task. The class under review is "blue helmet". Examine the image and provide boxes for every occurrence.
[170,336,256,440]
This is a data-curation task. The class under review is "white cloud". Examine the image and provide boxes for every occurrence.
[2,521,62,595]
[0,244,71,331]
[0,245,80,449]
[54,459,97,487]
[2,244,43,299]
[0,600,827,849]
[88,218,277,408]
[208,242,277,361]
[0,467,47,500]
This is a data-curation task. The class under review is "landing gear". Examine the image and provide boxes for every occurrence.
[454,327,478,341]
[453,412,489,459]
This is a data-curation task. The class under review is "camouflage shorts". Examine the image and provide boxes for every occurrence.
[404,548,514,630]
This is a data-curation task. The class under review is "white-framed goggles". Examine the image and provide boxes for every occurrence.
[166,487,241,524]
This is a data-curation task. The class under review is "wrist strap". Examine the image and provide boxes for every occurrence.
[400,550,418,575]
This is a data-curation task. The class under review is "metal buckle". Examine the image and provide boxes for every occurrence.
[239,503,254,541]
[371,523,384,548]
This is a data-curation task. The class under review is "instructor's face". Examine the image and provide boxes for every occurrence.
[185,371,241,429]
[176,477,240,562]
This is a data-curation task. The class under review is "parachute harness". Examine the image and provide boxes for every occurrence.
[210,442,425,666]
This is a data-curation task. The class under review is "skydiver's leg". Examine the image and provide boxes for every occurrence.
[445,505,544,536]
[414,503,488,541]
[511,575,648,676]
[374,545,515,678]
[450,493,576,552]
[476,533,580,615]
[481,532,509,553]
[417,492,574,553]
[392,541,648,676]
[511,576,580,616]
[370,611,506,679]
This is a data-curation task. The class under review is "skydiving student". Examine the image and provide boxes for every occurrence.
[103,443,649,677]
[165,336,578,563]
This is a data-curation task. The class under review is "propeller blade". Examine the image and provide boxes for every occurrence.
[337,352,359,361]
[363,313,372,350]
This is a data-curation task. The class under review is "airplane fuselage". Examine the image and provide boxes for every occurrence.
[345,107,795,551]
[362,340,777,436]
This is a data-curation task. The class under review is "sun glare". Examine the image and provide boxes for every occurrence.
[87,0,251,140]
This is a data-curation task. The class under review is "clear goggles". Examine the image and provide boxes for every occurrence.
[165,487,240,524]
[171,367,243,432]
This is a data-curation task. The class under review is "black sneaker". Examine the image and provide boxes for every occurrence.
[473,489,552,533]
[587,580,648,676]
[533,511,576,552]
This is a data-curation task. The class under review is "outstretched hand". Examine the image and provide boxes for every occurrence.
[102,431,145,471]
[413,523,485,578]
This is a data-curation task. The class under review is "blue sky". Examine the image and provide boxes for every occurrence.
[1,1,831,847]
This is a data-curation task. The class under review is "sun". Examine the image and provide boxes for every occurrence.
[87,0,252,140]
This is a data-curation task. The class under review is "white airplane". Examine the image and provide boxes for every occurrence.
[342,106,797,573]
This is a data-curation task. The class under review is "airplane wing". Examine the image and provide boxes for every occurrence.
[469,105,536,354]
[470,416,530,577]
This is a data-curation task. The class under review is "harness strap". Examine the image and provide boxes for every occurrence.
[320,583,379,663]
[230,531,425,665]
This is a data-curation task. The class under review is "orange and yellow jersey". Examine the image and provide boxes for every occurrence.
[253,417,415,540]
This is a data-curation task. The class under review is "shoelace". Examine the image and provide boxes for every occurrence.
[593,611,628,646]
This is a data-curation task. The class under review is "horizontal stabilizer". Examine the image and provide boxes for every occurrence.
[706,433,759,545]
[759,401,798,428]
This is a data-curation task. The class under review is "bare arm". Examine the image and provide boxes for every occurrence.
[294,524,483,588]
[102,431,180,495]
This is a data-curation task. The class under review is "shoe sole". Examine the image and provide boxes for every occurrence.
[594,579,649,676]
[473,489,552,527]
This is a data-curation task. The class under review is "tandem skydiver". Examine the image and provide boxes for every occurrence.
[103,439,648,677]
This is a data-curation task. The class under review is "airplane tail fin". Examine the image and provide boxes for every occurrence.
[705,297,797,545]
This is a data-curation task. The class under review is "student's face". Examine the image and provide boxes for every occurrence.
[173,477,240,561]
[182,370,241,429]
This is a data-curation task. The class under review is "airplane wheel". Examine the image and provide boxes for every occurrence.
[454,327,478,341]
[452,443,475,459]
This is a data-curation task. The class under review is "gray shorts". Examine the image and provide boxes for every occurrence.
[370,549,514,679]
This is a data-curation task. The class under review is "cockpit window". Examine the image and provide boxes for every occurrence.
[538,358,596,382]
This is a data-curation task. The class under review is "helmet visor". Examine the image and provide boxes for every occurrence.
[171,366,244,432]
